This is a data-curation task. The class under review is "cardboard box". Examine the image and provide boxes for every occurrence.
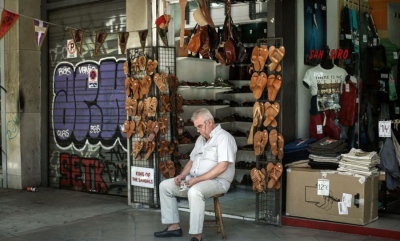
[285,167,379,225]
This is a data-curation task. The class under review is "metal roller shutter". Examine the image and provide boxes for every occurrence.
[47,0,128,196]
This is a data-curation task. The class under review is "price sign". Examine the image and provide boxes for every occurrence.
[378,121,391,137]
[317,179,330,196]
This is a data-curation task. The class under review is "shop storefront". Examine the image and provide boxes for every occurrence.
[0,0,399,239]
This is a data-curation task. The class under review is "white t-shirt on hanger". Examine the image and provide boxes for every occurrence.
[303,64,347,112]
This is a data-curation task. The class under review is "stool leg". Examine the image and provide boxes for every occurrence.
[214,197,226,239]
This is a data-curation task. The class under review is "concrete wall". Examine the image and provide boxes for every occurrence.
[5,0,42,189]
[126,0,151,49]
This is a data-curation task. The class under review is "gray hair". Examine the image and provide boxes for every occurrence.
[191,108,214,123]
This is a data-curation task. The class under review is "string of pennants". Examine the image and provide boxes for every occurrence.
[0,8,149,56]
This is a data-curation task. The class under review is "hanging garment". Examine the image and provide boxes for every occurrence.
[323,110,340,140]
[367,12,380,46]
[360,100,375,144]
[378,67,391,103]
[309,112,325,140]
[391,128,400,166]
[389,73,397,101]
[349,8,359,54]
[339,75,357,126]
[340,6,353,53]
[379,137,400,190]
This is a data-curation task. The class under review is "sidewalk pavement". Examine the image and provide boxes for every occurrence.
[0,187,397,241]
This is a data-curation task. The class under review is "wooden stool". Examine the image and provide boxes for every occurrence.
[204,193,226,239]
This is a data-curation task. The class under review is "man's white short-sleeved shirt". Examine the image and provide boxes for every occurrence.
[189,125,237,191]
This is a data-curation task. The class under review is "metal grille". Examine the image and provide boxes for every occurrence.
[254,37,283,225]
[126,46,176,208]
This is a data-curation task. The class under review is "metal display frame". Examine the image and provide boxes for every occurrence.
[126,46,176,208]
[254,37,284,225]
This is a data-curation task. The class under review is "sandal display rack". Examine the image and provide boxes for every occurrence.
[126,46,176,208]
[251,37,284,225]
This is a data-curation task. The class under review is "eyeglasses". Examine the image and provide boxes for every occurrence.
[194,120,208,130]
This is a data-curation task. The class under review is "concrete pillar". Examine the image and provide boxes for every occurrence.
[126,0,152,49]
[4,0,41,189]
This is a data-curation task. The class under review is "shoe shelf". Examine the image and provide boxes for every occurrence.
[178,86,232,91]
[175,49,259,198]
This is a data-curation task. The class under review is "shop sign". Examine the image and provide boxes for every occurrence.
[131,166,154,188]
[308,48,349,60]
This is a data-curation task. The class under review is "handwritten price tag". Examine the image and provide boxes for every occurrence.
[317,179,330,196]
[379,121,391,137]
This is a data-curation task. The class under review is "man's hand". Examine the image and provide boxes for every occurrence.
[185,177,199,188]
[174,175,183,186]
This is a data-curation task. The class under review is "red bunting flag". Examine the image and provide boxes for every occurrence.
[0,9,19,39]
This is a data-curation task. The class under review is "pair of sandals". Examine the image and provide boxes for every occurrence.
[266,162,283,189]
[168,72,179,93]
[158,139,179,158]
[154,72,167,93]
[248,100,280,141]
[125,75,152,99]
[249,73,282,101]
[267,75,282,102]
[263,102,280,128]
[147,120,160,141]
[160,94,171,113]
[158,114,169,136]
[169,93,184,113]
[269,129,285,160]
[144,140,156,160]
[122,120,135,139]
[132,141,144,160]
[250,167,266,193]
[136,96,160,119]
[247,101,263,145]
[125,97,138,116]
[253,130,269,156]
[250,45,285,73]
[249,100,278,143]
[136,119,147,139]
[252,129,284,159]
[144,97,158,117]
[131,56,158,76]
[250,72,266,100]
[159,160,175,179]
[132,56,147,74]
[250,161,283,193]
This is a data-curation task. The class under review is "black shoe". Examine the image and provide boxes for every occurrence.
[190,237,202,241]
[154,227,183,238]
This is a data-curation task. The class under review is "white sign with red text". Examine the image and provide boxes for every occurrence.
[131,166,154,188]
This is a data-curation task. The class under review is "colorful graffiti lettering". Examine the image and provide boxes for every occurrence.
[52,58,128,151]
[59,153,109,192]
